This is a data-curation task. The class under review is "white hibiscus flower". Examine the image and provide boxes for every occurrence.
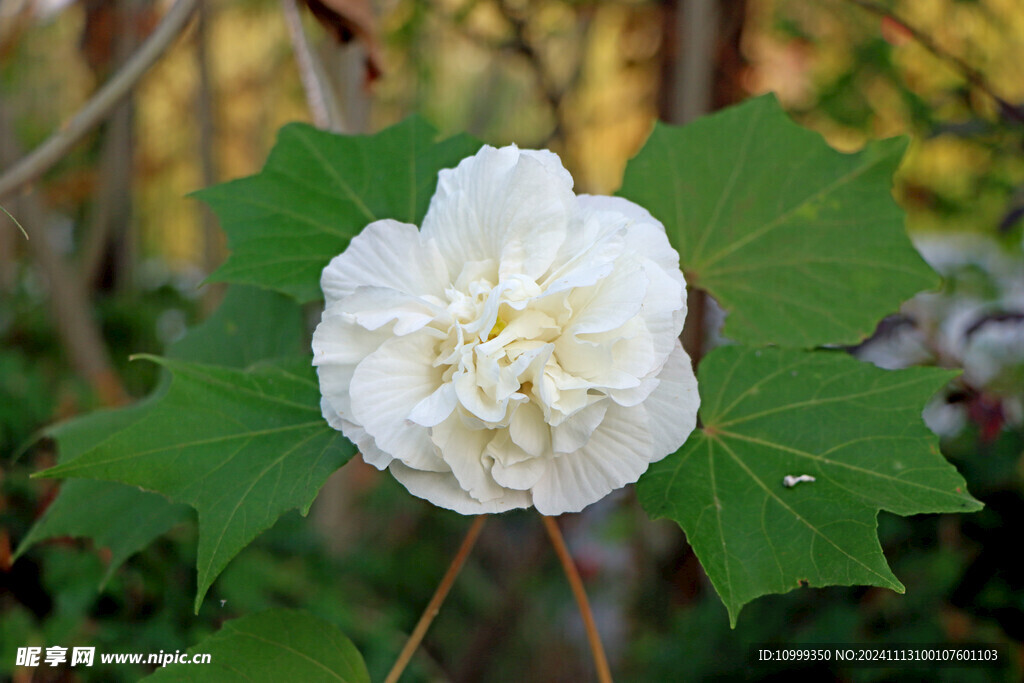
[312,144,699,515]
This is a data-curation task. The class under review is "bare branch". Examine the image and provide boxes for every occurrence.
[843,0,1024,126]
[282,0,348,132]
[0,106,128,406]
[673,0,720,124]
[79,0,140,288]
[668,0,722,364]
[0,0,200,203]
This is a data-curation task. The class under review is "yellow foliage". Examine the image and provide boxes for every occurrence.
[135,2,309,266]
[748,0,1024,234]
[8,0,1020,273]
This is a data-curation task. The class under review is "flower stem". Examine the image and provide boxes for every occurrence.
[541,515,613,683]
[384,515,486,683]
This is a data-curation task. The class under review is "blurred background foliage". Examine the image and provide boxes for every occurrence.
[1,0,1022,680]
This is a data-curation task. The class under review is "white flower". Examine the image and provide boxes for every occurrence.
[312,145,699,515]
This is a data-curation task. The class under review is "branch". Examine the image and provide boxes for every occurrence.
[194,0,227,315]
[843,0,1024,125]
[667,0,722,363]
[0,0,200,202]
[78,1,140,288]
[0,107,127,405]
[282,0,348,132]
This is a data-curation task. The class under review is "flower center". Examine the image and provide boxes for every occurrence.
[430,270,570,426]
[487,316,508,341]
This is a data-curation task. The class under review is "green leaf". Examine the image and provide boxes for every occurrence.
[637,346,981,625]
[15,286,305,580]
[38,357,354,610]
[15,481,191,586]
[166,285,306,366]
[15,396,192,583]
[619,94,938,347]
[145,609,369,682]
[196,117,483,303]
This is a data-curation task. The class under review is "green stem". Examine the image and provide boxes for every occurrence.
[1,204,27,240]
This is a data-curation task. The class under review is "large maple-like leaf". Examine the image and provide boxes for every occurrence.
[39,357,354,610]
[196,117,482,303]
[637,346,981,625]
[619,94,937,348]
[146,609,369,682]
[15,286,305,582]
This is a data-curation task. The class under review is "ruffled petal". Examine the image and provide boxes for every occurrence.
[409,382,458,427]
[547,203,627,283]
[487,432,547,490]
[321,219,449,303]
[550,400,608,453]
[532,403,653,515]
[312,306,388,365]
[389,460,532,514]
[576,195,683,275]
[421,146,574,281]
[340,286,444,336]
[563,253,647,336]
[637,259,686,367]
[641,340,700,461]
[609,375,660,407]
[429,418,507,503]
[335,417,392,470]
[508,402,551,457]
[313,310,389,420]
[349,332,447,471]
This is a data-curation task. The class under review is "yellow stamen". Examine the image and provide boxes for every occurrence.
[487,316,507,341]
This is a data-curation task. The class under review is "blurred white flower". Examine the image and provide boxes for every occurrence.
[963,317,1024,393]
[312,145,699,515]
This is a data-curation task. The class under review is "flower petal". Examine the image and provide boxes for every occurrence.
[640,340,700,461]
[408,383,458,427]
[340,286,444,336]
[321,219,449,304]
[550,400,608,453]
[532,403,653,515]
[609,376,660,407]
[564,253,647,335]
[487,431,547,490]
[637,259,687,366]
[335,417,392,470]
[313,310,389,420]
[509,402,551,457]
[430,418,507,503]
[577,195,683,275]
[349,332,447,471]
[389,460,531,514]
[421,146,574,281]
[547,203,628,285]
